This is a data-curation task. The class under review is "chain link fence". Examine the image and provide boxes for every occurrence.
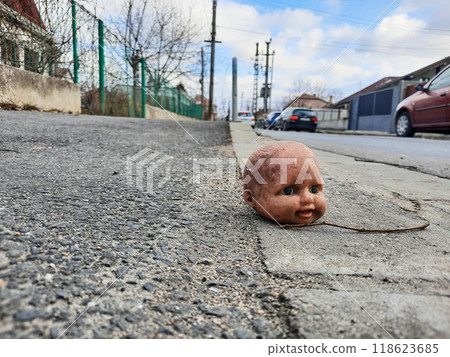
[0,0,202,119]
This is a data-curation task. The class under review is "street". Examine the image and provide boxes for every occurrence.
[257,130,450,179]
[0,112,449,339]
[0,111,289,338]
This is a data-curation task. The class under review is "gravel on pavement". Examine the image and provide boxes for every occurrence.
[0,111,294,338]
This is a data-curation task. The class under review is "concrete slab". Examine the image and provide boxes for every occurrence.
[230,123,450,338]
[229,122,272,175]
[284,289,450,338]
[258,177,449,280]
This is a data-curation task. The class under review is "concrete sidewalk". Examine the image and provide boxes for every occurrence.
[230,122,450,338]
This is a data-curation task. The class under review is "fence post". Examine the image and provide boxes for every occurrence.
[163,80,167,109]
[71,0,79,83]
[125,46,131,117]
[154,70,158,106]
[141,58,146,118]
[98,20,105,114]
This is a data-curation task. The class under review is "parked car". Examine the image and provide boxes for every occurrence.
[273,107,318,132]
[395,64,450,137]
[237,111,255,128]
[263,111,281,129]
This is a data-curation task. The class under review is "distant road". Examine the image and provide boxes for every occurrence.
[259,130,450,179]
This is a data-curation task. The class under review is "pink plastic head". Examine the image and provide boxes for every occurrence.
[243,141,326,224]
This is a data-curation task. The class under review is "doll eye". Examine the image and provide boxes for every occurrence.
[310,185,319,194]
[282,186,294,195]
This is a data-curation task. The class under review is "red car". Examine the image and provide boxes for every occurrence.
[395,64,450,137]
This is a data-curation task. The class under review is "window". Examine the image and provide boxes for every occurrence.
[374,89,393,115]
[293,109,316,117]
[1,39,20,67]
[43,45,58,75]
[24,47,40,72]
[358,93,374,116]
[238,112,253,117]
[429,67,450,91]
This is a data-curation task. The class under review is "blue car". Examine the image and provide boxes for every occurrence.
[263,111,281,129]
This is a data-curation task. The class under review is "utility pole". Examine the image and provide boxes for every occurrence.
[232,57,237,121]
[263,38,271,114]
[206,0,218,121]
[251,42,259,114]
[200,47,204,120]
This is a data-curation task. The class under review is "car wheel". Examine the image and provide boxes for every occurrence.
[396,112,415,137]
[282,122,288,131]
[308,129,316,133]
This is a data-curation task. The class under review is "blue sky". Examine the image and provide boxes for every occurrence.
[206,0,450,114]
[95,0,450,116]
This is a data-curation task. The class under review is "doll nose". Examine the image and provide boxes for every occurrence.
[299,189,314,205]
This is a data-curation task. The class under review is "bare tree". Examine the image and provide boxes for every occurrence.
[34,0,94,77]
[281,78,342,108]
[112,0,199,112]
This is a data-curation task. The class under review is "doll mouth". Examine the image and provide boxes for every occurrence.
[296,210,313,219]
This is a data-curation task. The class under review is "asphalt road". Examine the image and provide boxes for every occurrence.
[258,130,450,179]
[0,111,292,338]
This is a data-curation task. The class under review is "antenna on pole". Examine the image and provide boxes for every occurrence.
[251,42,259,114]
[263,38,272,114]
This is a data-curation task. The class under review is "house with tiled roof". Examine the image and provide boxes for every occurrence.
[0,0,58,74]
[0,0,80,112]
[333,56,450,132]
[284,93,332,109]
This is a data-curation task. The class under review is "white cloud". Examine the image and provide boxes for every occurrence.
[92,0,450,117]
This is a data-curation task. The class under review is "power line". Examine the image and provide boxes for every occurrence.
[217,25,450,56]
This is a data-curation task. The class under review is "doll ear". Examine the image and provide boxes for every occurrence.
[243,189,255,207]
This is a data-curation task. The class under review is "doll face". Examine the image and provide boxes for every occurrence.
[244,147,327,225]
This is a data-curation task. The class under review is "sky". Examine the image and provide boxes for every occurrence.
[93,0,450,117]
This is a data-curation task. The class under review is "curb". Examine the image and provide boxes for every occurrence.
[317,129,450,140]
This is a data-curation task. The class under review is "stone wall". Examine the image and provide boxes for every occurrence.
[316,108,349,130]
[0,64,81,113]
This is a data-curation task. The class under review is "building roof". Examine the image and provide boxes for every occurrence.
[2,0,45,29]
[335,56,450,106]
[285,93,330,108]
[336,76,401,105]
[404,56,450,80]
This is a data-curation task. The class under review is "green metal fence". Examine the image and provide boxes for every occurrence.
[0,0,202,119]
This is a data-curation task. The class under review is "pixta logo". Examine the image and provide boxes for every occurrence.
[126,148,173,194]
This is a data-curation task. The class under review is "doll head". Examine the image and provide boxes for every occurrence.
[243,141,326,224]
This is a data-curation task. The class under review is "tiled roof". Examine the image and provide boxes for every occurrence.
[2,0,45,29]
